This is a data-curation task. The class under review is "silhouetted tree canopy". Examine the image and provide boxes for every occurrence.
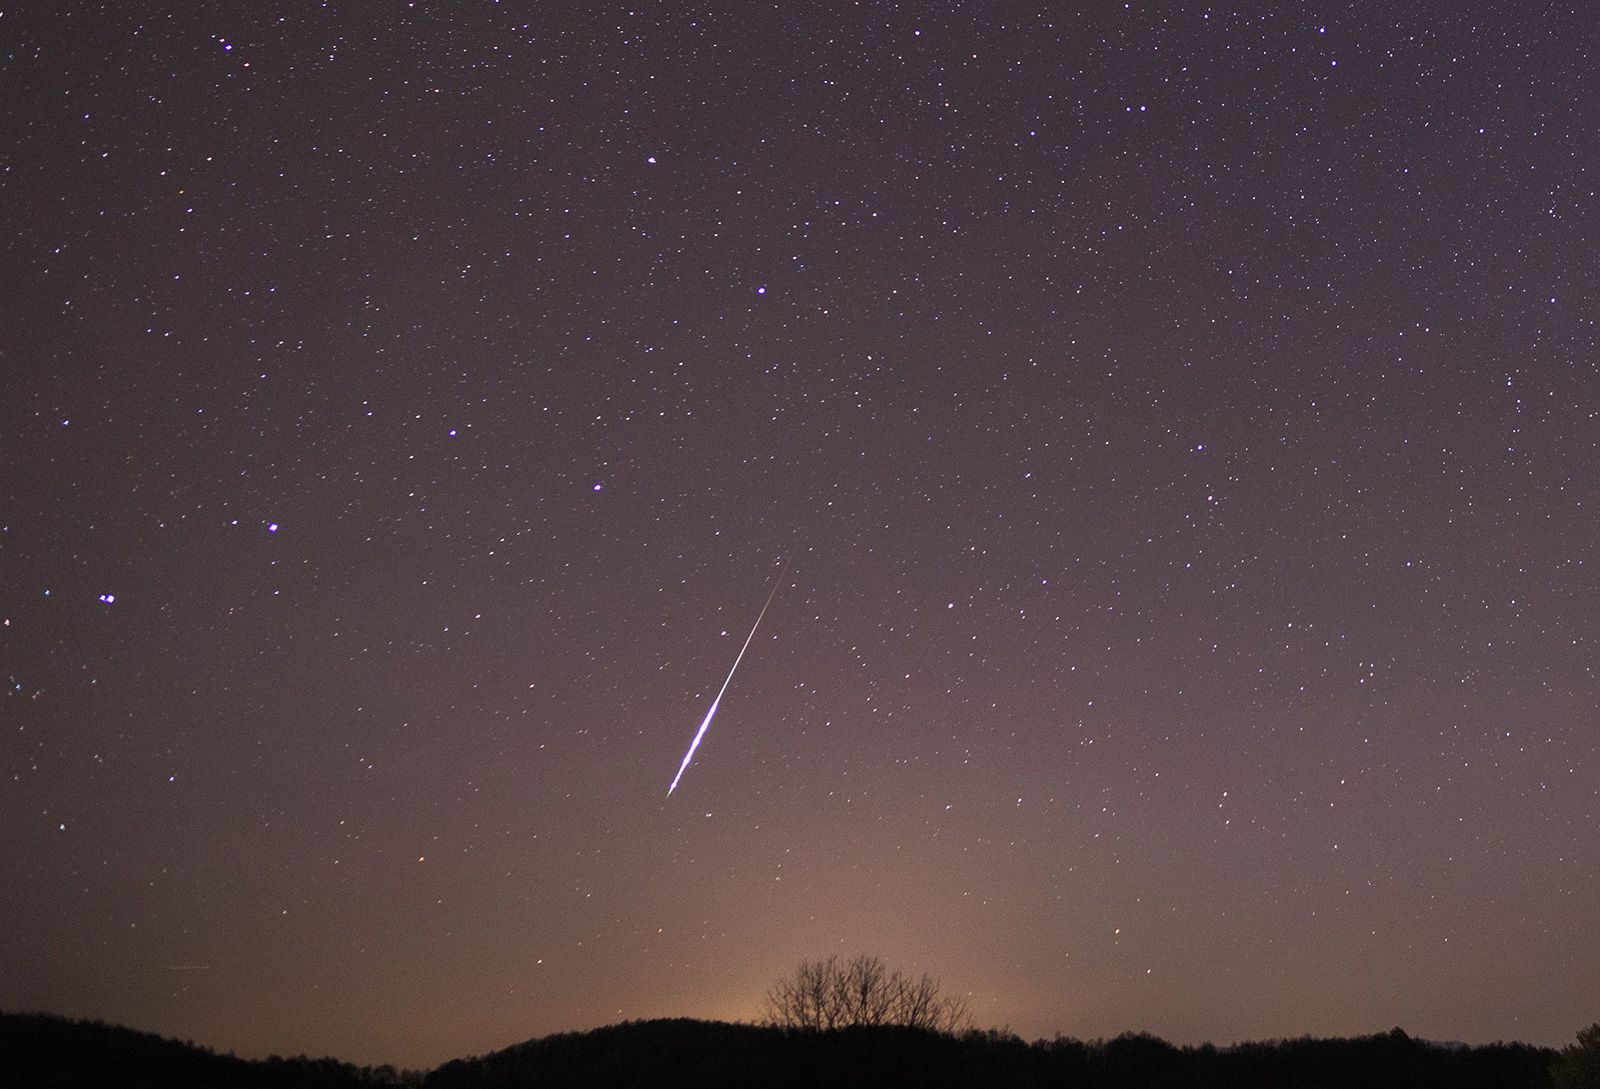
[1553,1024,1600,1089]
[0,1011,418,1088]
[763,953,973,1033]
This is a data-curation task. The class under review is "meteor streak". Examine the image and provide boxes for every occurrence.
[667,565,787,796]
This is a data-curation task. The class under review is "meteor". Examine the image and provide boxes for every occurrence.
[666,564,787,796]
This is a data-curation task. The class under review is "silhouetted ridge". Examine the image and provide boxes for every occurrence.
[0,1011,411,1088]
[422,1019,1558,1089]
[1,1011,1563,1088]
[425,1020,1034,1089]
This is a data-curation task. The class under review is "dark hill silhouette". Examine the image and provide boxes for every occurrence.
[423,1020,1557,1089]
[2,1010,1559,1089]
[0,1011,413,1088]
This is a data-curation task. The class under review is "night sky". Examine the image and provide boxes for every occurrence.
[4,0,1598,1071]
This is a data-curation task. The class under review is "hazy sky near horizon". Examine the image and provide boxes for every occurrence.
[4,0,1597,1069]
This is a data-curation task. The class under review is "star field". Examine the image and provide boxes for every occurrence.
[3,1,1597,1070]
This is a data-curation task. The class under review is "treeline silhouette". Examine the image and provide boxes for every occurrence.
[425,1019,1557,1089]
[2,1010,1563,1088]
[0,1012,418,1088]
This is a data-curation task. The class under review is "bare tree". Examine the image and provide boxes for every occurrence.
[764,954,971,1033]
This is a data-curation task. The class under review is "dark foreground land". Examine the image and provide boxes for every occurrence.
[1,1010,1560,1088]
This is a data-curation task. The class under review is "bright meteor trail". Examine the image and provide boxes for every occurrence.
[666,565,787,796]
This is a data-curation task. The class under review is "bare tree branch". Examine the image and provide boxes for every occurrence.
[763,954,972,1033]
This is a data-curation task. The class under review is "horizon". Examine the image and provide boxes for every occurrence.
[0,1006,1576,1072]
[4,0,1596,1074]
